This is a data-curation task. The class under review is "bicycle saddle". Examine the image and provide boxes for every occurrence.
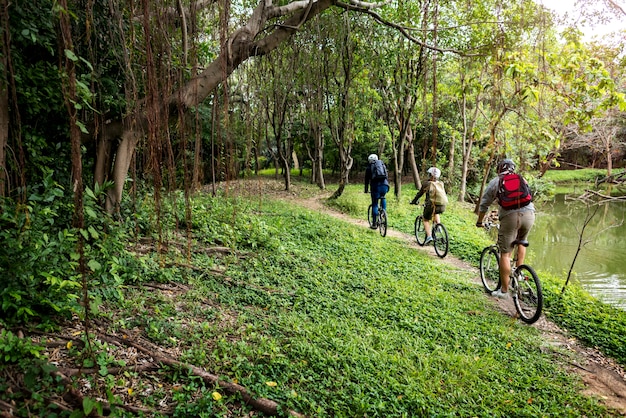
[512,239,529,247]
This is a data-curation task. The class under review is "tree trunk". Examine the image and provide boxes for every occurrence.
[314,127,326,190]
[100,0,334,211]
[0,0,9,197]
[407,138,421,190]
[106,130,142,213]
[458,73,481,202]
[606,139,612,178]
[430,0,439,165]
[0,71,7,197]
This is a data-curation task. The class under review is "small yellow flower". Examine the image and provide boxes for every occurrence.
[266,381,277,387]
[505,342,512,349]
[66,341,73,350]
[127,388,134,396]
[212,392,222,401]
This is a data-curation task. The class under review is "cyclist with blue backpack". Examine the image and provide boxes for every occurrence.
[475,158,535,298]
[364,154,390,229]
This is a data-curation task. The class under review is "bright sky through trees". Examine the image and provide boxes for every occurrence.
[537,0,625,41]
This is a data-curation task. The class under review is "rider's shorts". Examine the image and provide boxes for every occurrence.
[423,203,445,221]
[498,211,535,253]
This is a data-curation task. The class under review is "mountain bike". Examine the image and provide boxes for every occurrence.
[479,220,543,324]
[367,197,387,237]
[414,206,448,258]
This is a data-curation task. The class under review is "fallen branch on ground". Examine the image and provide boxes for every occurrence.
[100,332,305,417]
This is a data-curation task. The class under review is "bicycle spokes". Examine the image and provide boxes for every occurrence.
[512,265,543,324]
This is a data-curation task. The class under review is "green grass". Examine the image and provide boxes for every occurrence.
[321,179,626,367]
[3,177,625,417]
[542,168,613,183]
[114,188,616,416]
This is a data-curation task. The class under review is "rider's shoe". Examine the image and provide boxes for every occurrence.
[370,223,378,229]
[424,236,433,244]
[491,289,509,299]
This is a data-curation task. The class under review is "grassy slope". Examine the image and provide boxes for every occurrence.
[326,178,626,368]
[120,181,616,417]
[5,175,623,416]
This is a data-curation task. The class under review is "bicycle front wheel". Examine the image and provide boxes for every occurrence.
[367,204,374,228]
[432,223,448,258]
[379,210,387,237]
[512,265,543,324]
[479,246,500,293]
[414,216,426,245]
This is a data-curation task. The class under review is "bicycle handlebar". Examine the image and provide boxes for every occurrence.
[482,219,499,231]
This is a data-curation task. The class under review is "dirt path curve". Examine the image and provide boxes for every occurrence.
[272,185,626,415]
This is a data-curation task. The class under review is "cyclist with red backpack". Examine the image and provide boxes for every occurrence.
[475,159,536,298]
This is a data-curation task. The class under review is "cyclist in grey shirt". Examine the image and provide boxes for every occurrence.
[476,159,535,298]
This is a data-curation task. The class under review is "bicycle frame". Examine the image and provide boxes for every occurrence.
[480,220,543,324]
[414,203,448,258]
[367,197,388,237]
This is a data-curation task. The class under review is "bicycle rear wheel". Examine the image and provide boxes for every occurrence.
[414,216,426,245]
[432,223,448,258]
[367,204,374,228]
[379,210,387,237]
[479,246,500,293]
[512,265,543,324]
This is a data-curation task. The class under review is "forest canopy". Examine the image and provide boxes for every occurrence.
[1,0,624,209]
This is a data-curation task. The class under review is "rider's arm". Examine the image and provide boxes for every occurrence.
[476,177,499,226]
[410,181,429,204]
[364,165,371,193]
[476,211,486,227]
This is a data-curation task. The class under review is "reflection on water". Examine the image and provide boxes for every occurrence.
[529,194,626,310]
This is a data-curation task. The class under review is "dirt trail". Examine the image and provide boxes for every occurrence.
[258,182,626,416]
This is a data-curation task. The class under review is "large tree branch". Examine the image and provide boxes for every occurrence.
[334,1,483,56]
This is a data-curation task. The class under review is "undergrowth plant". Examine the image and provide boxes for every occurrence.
[167,195,615,416]
[3,178,625,416]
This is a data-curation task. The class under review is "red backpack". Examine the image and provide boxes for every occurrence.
[497,173,532,209]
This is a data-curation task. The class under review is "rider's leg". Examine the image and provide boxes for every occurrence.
[514,211,535,266]
[424,219,432,237]
[497,215,517,293]
[516,245,526,267]
[380,185,389,211]
[424,203,434,238]
[371,191,379,219]
[499,252,512,292]
[433,213,441,224]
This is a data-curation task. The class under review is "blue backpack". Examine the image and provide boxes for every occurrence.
[371,160,387,180]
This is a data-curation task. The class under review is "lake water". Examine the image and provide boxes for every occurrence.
[529,193,626,310]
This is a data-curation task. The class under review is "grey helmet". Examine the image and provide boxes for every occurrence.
[368,154,378,164]
[497,158,516,174]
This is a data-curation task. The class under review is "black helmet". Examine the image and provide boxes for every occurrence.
[497,158,516,174]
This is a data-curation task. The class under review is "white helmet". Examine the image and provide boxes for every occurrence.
[368,154,378,164]
[427,167,441,179]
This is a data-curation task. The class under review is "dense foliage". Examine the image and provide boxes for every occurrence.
[1,0,625,414]
[1,177,626,416]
